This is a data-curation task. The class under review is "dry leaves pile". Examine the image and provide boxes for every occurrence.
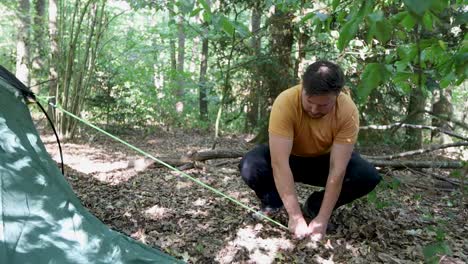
[42,130,467,264]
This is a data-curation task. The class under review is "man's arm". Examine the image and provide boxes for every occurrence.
[309,143,354,239]
[269,134,310,238]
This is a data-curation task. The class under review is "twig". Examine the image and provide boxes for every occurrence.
[360,123,468,141]
[368,160,463,169]
[362,142,468,160]
[410,168,461,186]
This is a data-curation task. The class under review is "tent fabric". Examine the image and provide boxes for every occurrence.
[0,73,183,264]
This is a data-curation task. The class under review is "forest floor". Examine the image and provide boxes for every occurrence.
[38,126,467,264]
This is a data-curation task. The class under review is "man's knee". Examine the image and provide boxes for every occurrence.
[239,145,271,187]
[347,154,382,191]
[239,158,258,186]
[366,166,381,190]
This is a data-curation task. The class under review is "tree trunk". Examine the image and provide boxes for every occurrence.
[31,0,47,93]
[294,0,308,82]
[168,2,177,73]
[406,27,426,149]
[431,88,454,144]
[406,86,426,149]
[253,8,295,143]
[48,0,59,121]
[16,0,31,88]
[199,33,209,121]
[175,16,186,113]
[245,5,261,132]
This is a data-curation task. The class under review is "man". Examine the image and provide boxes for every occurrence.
[239,60,381,240]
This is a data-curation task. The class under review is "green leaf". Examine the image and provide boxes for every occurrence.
[395,61,408,71]
[422,12,433,31]
[190,7,202,17]
[357,63,388,102]
[403,0,435,16]
[220,16,235,36]
[368,11,384,22]
[203,11,211,23]
[178,0,195,15]
[440,72,455,88]
[438,40,447,50]
[366,22,376,44]
[198,0,210,12]
[375,20,392,44]
[401,12,417,30]
[356,0,373,21]
[234,22,250,38]
[300,12,315,24]
[337,20,359,51]
[332,0,340,10]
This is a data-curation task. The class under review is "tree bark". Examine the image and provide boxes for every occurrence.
[31,0,47,93]
[253,8,294,143]
[431,88,454,143]
[129,148,465,171]
[16,0,31,88]
[168,3,177,73]
[405,26,426,149]
[293,0,308,82]
[48,0,59,121]
[199,33,209,121]
[175,16,186,113]
[361,142,468,160]
[245,4,261,132]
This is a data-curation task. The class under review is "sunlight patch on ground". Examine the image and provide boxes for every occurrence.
[42,136,140,184]
[215,224,293,264]
[144,205,172,220]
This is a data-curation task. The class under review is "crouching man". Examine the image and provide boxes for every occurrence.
[239,60,381,240]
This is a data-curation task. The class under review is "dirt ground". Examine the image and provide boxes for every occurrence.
[39,127,467,264]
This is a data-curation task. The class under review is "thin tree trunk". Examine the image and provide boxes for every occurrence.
[246,5,261,132]
[48,0,59,121]
[175,16,186,113]
[69,0,107,138]
[16,0,31,88]
[60,0,92,137]
[168,2,177,73]
[199,33,209,121]
[68,1,99,136]
[31,0,47,93]
[294,0,308,82]
[406,26,426,149]
[253,8,294,143]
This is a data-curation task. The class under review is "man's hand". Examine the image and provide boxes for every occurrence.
[308,217,327,241]
[288,216,311,239]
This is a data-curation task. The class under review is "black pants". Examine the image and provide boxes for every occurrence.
[239,144,381,215]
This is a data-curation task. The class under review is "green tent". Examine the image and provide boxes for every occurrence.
[0,67,183,264]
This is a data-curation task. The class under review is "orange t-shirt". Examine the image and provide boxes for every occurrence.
[268,84,359,157]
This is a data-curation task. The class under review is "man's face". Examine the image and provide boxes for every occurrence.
[301,91,337,119]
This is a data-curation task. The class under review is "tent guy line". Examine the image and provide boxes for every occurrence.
[38,96,288,231]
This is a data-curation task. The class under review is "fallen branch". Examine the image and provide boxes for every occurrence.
[360,123,468,141]
[369,160,464,169]
[361,142,468,160]
[128,147,466,171]
[410,168,462,186]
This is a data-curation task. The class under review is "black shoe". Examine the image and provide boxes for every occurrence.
[251,205,283,220]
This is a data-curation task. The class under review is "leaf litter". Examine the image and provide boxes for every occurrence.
[40,129,467,264]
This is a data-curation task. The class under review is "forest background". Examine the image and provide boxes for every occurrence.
[0,0,467,263]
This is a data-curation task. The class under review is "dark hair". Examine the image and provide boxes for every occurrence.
[302,60,345,95]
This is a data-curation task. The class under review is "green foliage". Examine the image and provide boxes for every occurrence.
[357,63,390,103]
[423,224,453,264]
[1,0,466,140]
